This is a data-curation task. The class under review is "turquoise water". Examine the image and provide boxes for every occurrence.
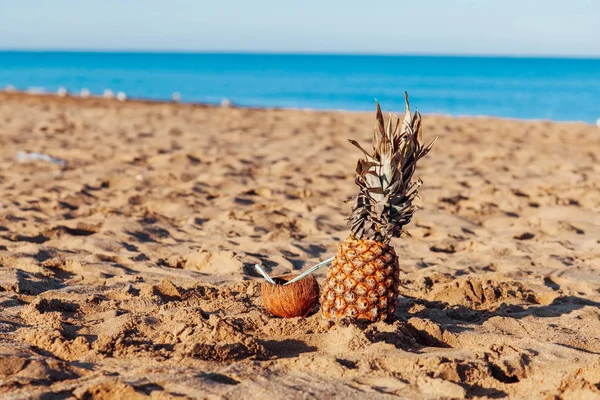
[1,51,599,123]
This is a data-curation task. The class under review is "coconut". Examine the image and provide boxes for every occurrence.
[260,274,319,318]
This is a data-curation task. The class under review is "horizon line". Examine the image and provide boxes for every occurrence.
[1,48,600,60]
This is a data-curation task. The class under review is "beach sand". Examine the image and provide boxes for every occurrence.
[0,92,599,399]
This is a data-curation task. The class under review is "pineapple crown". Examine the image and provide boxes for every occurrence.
[348,92,436,243]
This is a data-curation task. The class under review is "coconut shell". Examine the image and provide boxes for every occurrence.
[260,274,320,318]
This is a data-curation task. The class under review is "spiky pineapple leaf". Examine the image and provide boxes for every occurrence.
[347,92,436,243]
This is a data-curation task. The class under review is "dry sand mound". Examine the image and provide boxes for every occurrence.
[0,92,599,399]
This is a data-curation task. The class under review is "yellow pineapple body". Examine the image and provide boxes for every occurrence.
[321,236,398,322]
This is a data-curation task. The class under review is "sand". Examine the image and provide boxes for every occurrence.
[0,92,599,399]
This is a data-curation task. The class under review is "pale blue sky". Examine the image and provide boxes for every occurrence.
[0,0,598,56]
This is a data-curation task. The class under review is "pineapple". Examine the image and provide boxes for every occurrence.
[321,92,435,322]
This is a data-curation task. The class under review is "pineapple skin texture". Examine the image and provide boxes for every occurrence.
[321,236,399,322]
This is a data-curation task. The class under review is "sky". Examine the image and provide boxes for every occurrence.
[0,0,598,57]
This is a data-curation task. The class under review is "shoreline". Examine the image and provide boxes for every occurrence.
[1,90,595,125]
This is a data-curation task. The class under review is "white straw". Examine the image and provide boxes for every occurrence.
[254,264,276,284]
[284,256,334,285]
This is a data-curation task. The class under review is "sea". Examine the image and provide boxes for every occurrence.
[1,51,599,123]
